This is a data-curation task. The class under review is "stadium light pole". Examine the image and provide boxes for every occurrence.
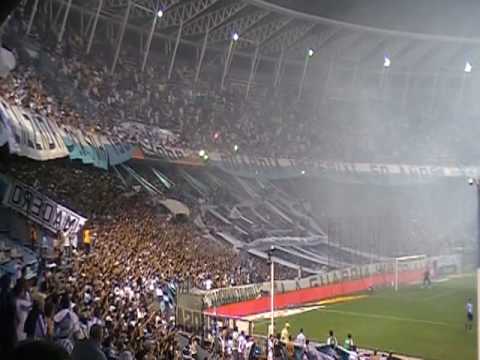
[57,0,73,43]
[86,0,104,55]
[273,48,285,90]
[195,28,210,83]
[26,0,40,36]
[379,55,390,98]
[167,20,184,80]
[221,32,239,90]
[297,48,314,101]
[111,0,132,74]
[141,3,162,72]
[460,61,472,110]
[246,44,260,98]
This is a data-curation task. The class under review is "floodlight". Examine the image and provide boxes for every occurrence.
[383,56,391,68]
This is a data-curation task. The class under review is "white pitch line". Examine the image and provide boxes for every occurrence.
[420,289,456,302]
[320,309,453,327]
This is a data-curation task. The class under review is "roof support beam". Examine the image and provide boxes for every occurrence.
[262,22,316,54]
[182,3,247,36]
[287,27,339,58]
[53,0,305,67]
[235,17,293,51]
[208,10,270,43]
[157,0,221,30]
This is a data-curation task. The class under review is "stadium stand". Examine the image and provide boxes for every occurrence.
[0,1,472,360]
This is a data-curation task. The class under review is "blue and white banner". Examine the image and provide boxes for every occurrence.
[104,137,134,166]
[0,96,133,169]
[62,127,108,170]
[2,95,480,182]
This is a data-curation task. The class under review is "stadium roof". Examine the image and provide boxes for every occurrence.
[64,0,480,70]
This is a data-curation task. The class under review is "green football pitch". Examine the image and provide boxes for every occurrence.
[254,274,476,360]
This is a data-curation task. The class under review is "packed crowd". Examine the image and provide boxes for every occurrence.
[0,7,423,360]
[3,2,480,164]
[2,155,281,287]
[10,6,480,164]
[199,323,398,360]
[0,5,314,159]
[0,150,296,359]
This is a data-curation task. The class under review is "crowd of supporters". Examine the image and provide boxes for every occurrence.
[0,5,313,159]
[3,2,480,165]
[0,154,290,359]
[0,5,426,360]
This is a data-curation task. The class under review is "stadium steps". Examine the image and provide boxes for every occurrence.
[289,245,350,268]
[247,248,317,274]
[274,246,331,271]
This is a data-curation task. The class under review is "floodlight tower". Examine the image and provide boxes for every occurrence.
[297,48,314,100]
[221,32,240,89]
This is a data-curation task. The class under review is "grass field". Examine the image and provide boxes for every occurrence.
[254,274,476,360]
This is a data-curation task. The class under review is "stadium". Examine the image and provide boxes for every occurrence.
[0,0,478,359]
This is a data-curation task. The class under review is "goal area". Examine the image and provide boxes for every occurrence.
[394,254,428,291]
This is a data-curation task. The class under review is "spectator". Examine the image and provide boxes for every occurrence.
[190,337,199,360]
[267,334,274,360]
[326,330,337,348]
[244,335,255,360]
[53,294,78,354]
[294,328,306,360]
[181,342,192,360]
[14,278,32,342]
[344,333,354,351]
[280,323,290,343]
[43,298,55,339]
[71,324,107,360]
[0,274,17,357]
[11,339,71,360]
[371,349,382,360]
[24,300,47,339]
[238,330,247,359]
[273,334,286,360]
[232,326,239,360]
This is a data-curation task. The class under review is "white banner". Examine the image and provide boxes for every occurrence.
[0,98,69,160]
[211,153,480,179]
[3,178,87,235]
[262,257,428,293]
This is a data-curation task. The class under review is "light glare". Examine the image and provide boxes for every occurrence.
[383,56,391,68]
[157,10,163,18]
[465,61,472,73]
[232,33,239,41]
